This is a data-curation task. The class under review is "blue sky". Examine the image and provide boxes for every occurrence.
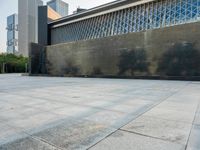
[0,0,114,53]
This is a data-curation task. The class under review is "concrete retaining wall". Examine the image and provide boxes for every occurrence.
[45,22,200,77]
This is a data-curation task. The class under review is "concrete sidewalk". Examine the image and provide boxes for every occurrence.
[0,74,199,150]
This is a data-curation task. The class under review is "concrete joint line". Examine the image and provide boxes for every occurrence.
[87,88,183,149]
[30,135,64,150]
[119,128,173,143]
[185,100,200,150]
[87,82,192,150]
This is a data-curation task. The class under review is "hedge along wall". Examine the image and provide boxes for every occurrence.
[45,21,200,77]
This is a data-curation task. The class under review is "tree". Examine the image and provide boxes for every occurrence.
[0,54,28,73]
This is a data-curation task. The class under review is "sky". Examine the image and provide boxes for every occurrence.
[0,0,114,53]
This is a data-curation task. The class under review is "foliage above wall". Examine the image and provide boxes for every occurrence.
[158,43,200,76]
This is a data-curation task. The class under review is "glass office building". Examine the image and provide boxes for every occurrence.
[18,0,43,56]
[7,14,18,54]
[47,0,69,17]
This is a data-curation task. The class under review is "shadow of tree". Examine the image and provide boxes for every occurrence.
[65,62,80,76]
[118,48,149,76]
[92,67,102,75]
[158,42,200,76]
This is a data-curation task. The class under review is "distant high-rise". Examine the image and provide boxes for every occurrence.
[47,0,69,17]
[18,0,43,57]
[47,6,61,22]
[73,7,87,14]
[6,14,18,54]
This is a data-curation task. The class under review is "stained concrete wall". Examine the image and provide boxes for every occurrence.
[45,22,200,77]
[29,43,46,74]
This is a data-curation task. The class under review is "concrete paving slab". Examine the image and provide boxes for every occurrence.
[143,108,196,124]
[6,112,62,131]
[154,101,198,113]
[0,136,58,150]
[122,115,191,145]
[0,74,199,149]
[82,100,115,108]
[0,123,27,145]
[194,113,200,126]
[0,94,47,106]
[186,147,199,150]
[32,119,115,150]
[51,104,95,117]
[187,125,200,150]
[0,123,18,141]
[0,109,27,122]
[0,105,44,118]
[198,106,200,113]
[121,98,153,105]
[104,103,148,113]
[89,130,185,150]
[84,109,128,128]
[0,102,24,113]
[166,90,200,104]
[32,101,70,110]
